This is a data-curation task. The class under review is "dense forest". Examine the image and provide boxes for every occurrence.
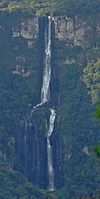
[0,0,100,199]
[0,0,100,16]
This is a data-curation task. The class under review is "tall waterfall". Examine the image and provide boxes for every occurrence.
[47,108,56,191]
[41,16,51,104]
[31,16,52,112]
[30,16,55,191]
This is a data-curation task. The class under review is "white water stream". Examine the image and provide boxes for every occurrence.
[47,108,56,191]
[31,16,55,191]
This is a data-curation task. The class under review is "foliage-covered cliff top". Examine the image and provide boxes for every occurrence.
[0,0,100,16]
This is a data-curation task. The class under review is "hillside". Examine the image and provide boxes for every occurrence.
[0,0,100,16]
[0,1,100,199]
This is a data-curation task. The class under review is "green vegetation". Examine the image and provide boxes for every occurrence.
[82,60,100,104]
[0,0,100,16]
[0,0,100,198]
[0,158,46,199]
[93,144,100,157]
[53,38,100,199]
[0,0,55,14]
[0,12,47,199]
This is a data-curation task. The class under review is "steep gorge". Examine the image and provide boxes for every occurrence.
[0,9,100,199]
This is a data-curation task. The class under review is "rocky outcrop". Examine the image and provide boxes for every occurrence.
[12,17,39,40]
[54,16,100,47]
[0,11,100,197]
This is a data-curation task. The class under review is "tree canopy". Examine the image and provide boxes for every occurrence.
[0,0,100,16]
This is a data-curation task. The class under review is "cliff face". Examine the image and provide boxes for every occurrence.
[0,11,100,198]
[52,15,100,198]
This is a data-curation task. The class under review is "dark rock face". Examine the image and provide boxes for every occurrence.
[2,14,64,189]
[0,11,100,197]
[52,15,100,198]
[15,118,48,188]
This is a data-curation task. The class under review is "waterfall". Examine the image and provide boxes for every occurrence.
[24,119,27,170]
[47,108,56,191]
[31,16,52,113]
[44,17,55,191]
[41,16,51,104]
[30,16,55,191]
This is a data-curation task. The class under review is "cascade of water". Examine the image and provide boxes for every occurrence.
[31,16,52,115]
[29,16,56,191]
[41,16,51,104]
[47,108,56,191]
[24,118,28,171]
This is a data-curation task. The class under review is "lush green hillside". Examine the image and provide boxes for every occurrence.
[0,159,47,199]
[0,0,100,199]
[0,0,100,16]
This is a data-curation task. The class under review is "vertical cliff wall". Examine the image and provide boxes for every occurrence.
[52,15,100,198]
[0,13,64,190]
[0,11,100,198]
